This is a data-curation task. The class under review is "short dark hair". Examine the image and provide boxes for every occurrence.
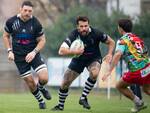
[118,19,132,32]
[21,1,33,8]
[76,16,89,25]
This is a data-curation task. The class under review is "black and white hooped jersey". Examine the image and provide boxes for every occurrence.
[4,14,44,56]
[64,27,108,60]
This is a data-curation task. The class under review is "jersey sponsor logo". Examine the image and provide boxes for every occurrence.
[141,65,150,77]
[17,39,30,45]
[16,34,32,39]
[16,33,32,45]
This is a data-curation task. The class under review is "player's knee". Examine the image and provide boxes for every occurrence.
[38,74,49,84]
[90,68,99,79]
[39,79,48,85]
[90,75,97,80]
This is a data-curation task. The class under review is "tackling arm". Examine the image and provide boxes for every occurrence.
[109,50,123,72]
[104,36,115,63]
[102,50,122,81]
[105,36,115,55]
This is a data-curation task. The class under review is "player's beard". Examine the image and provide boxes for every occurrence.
[80,30,89,36]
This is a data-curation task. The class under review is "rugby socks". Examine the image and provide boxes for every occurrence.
[58,88,69,109]
[80,77,96,99]
[38,81,46,91]
[133,95,142,105]
[32,88,45,104]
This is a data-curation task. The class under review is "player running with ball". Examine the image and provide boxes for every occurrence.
[51,16,115,111]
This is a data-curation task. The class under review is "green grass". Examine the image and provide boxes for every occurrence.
[0,89,150,113]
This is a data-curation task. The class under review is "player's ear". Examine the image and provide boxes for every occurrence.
[118,26,123,34]
[20,7,22,12]
[77,25,80,31]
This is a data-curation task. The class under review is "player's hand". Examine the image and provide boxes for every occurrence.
[25,51,36,63]
[8,51,15,61]
[102,71,111,81]
[103,54,112,63]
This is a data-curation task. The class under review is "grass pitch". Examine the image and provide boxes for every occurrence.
[0,89,150,113]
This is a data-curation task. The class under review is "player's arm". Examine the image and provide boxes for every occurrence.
[59,31,84,56]
[3,19,13,52]
[3,31,14,61]
[3,31,12,50]
[102,40,125,81]
[58,42,83,56]
[34,34,46,53]
[33,18,45,53]
[109,39,125,71]
[25,18,45,63]
[102,50,122,81]
[25,34,46,63]
[109,50,122,72]
[104,35,115,63]
[58,42,70,55]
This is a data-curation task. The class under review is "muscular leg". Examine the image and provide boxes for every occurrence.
[37,68,51,100]
[116,78,135,100]
[52,68,79,110]
[116,78,143,106]
[23,74,37,92]
[88,61,101,80]
[38,68,48,85]
[61,68,79,89]
[23,75,45,108]
[79,61,101,109]
[142,84,150,95]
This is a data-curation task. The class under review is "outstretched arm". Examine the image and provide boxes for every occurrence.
[104,36,115,63]
[102,50,122,81]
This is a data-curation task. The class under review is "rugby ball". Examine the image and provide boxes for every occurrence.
[70,38,84,50]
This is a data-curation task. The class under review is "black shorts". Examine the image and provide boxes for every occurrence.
[68,58,102,74]
[14,53,47,78]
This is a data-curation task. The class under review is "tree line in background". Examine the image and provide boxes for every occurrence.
[44,5,150,57]
[0,3,149,58]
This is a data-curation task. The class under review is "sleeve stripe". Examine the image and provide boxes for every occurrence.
[60,42,69,48]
